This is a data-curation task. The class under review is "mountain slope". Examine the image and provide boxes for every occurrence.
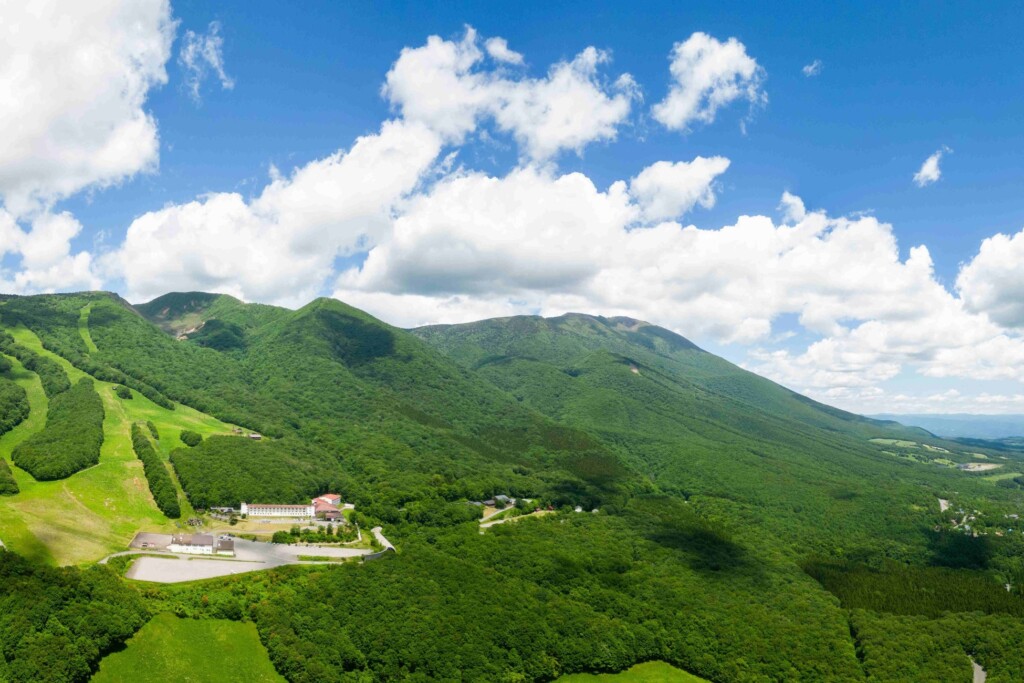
[1,293,636,513]
[414,313,1016,556]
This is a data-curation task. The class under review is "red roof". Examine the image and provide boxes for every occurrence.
[314,500,339,512]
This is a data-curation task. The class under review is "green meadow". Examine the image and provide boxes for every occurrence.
[556,662,710,682]
[91,613,285,683]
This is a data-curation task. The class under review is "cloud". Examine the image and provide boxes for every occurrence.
[957,228,1024,328]
[778,191,807,223]
[0,0,174,216]
[383,27,638,159]
[629,157,731,222]
[179,21,234,103]
[106,120,443,305]
[652,32,766,133]
[0,211,102,294]
[484,37,524,65]
[802,60,823,77]
[913,146,950,187]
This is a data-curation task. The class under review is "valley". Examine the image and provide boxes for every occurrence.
[1,292,1023,682]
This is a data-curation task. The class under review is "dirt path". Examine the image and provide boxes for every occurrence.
[939,498,949,512]
[972,658,986,683]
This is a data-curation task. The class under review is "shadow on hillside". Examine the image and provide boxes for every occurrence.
[927,530,994,570]
[646,520,761,579]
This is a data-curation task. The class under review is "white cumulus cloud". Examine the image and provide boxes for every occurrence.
[652,32,766,133]
[0,0,174,216]
[957,228,1024,329]
[629,157,731,222]
[383,28,638,160]
[106,120,443,305]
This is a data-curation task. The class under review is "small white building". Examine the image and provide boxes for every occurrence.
[168,533,235,556]
[240,502,315,518]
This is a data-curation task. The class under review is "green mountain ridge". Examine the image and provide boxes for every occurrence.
[0,291,1022,682]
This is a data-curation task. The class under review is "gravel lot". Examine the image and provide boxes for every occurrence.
[120,537,374,583]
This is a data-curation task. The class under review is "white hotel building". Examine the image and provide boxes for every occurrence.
[240,502,315,518]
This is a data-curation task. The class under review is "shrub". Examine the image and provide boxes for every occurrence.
[0,459,18,495]
[147,420,159,440]
[115,385,133,399]
[180,430,203,447]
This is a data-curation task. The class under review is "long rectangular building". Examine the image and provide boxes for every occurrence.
[240,502,315,518]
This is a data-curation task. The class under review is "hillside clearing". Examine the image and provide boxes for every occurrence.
[556,661,710,682]
[92,613,284,683]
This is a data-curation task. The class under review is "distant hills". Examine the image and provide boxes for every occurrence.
[873,413,1024,439]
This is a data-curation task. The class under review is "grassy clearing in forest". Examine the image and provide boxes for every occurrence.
[92,613,285,683]
[556,662,710,682]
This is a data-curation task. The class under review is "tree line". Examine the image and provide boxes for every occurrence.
[130,423,180,519]
[0,333,69,398]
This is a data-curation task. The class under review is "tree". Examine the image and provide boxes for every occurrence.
[180,430,203,447]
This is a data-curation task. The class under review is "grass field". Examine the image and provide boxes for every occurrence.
[556,662,710,682]
[983,471,1022,482]
[78,303,98,352]
[92,613,285,683]
[0,322,238,565]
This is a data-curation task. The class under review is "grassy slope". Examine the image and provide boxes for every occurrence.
[556,661,710,683]
[92,612,285,683]
[0,319,236,565]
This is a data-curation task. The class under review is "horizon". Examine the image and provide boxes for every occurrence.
[1,1,1023,415]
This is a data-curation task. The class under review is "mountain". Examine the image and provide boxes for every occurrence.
[414,313,979,553]
[873,413,1024,440]
[2,293,1024,682]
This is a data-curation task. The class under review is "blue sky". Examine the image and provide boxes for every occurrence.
[3,1,1024,415]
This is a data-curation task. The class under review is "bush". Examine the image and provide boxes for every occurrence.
[147,420,159,440]
[180,430,203,447]
[115,385,133,400]
[0,458,18,495]
[12,378,104,480]
[130,423,180,518]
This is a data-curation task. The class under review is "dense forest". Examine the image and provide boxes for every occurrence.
[130,424,180,518]
[0,375,29,438]
[0,552,149,683]
[2,292,1024,682]
[170,436,338,509]
[11,378,104,480]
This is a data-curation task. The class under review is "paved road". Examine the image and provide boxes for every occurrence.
[371,526,395,551]
[109,537,374,583]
